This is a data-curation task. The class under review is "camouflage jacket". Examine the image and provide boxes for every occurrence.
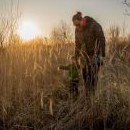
[75,16,106,60]
[59,64,79,80]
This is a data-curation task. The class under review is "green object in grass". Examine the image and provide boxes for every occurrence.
[59,64,79,80]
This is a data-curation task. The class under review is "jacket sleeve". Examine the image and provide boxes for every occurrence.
[59,65,69,70]
[75,29,82,59]
[94,23,106,57]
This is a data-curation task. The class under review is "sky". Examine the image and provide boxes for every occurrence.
[0,0,130,37]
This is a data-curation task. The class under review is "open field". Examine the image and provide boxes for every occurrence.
[0,35,130,130]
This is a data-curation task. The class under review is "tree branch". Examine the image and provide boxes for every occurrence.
[123,0,130,16]
[123,0,130,7]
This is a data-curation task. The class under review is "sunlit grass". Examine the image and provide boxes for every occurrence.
[0,26,130,129]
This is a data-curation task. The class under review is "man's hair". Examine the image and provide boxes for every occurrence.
[72,11,82,21]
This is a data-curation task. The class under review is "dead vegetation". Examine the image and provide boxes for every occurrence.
[0,32,129,129]
[0,15,130,129]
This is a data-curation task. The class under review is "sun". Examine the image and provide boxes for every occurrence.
[18,21,41,40]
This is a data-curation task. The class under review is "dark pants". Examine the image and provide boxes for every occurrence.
[82,63,100,93]
[69,79,79,100]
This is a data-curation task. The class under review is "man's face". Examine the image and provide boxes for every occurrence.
[73,19,81,27]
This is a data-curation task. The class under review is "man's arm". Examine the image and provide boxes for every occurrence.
[94,22,106,57]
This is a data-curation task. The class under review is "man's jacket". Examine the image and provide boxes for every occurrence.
[75,16,106,60]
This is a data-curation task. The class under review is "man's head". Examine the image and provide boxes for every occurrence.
[72,12,83,27]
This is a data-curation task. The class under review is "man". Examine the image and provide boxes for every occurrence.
[72,12,106,94]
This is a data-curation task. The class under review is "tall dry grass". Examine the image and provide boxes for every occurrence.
[0,27,130,130]
[0,41,74,129]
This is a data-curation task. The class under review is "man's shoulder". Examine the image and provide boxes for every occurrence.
[84,16,96,23]
[84,16,101,26]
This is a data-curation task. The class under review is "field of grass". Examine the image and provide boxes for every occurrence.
[0,35,130,130]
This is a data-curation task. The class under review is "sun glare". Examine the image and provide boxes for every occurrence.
[18,21,41,40]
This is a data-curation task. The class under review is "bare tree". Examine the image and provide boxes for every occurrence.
[123,0,130,7]
[0,0,20,47]
[50,21,73,44]
[123,0,130,16]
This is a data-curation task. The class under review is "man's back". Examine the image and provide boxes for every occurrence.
[75,16,105,58]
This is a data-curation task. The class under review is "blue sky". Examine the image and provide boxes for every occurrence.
[0,0,130,36]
